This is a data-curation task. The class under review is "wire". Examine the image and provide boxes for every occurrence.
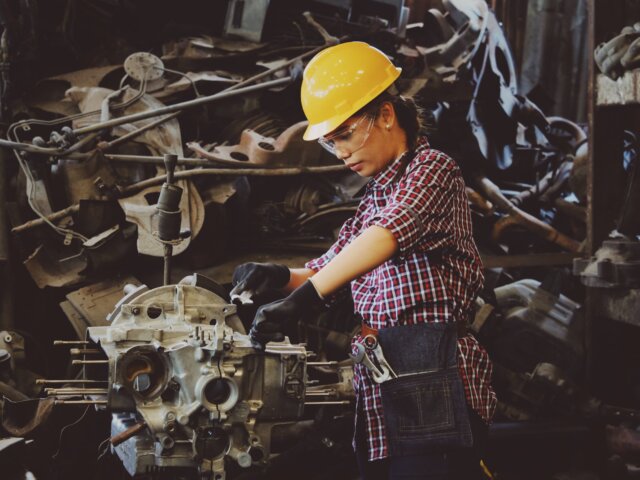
[154,66,202,98]
[96,436,112,463]
[5,70,152,242]
[52,405,91,461]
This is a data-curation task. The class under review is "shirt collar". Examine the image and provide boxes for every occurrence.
[370,136,430,189]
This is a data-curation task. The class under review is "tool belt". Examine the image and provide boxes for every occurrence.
[361,318,469,339]
[368,322,473,456]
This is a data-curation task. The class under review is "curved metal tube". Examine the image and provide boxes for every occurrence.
[474,176,582,253]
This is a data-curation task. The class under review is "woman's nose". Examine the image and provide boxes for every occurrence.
[337,149,351,161]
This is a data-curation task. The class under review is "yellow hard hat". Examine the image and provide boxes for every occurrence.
[301,41,402,141]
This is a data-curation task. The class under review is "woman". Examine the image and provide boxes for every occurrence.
[231,41,497,480]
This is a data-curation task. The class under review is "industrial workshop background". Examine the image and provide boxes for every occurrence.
[0,0,639,479]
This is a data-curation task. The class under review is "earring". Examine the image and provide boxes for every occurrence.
[385,124,391,131]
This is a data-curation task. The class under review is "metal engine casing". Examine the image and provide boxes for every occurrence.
[87,282,308,478]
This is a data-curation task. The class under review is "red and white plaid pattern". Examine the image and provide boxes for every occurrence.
[306,138,497,461]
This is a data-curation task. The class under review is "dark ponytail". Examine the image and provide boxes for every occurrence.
[356,90,425,150]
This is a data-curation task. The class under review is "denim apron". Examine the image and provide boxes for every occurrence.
[377,322,473,456]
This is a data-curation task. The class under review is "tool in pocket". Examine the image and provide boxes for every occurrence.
[349,334,397,383]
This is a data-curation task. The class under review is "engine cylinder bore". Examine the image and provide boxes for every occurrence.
[118,347,170,400]
[197,376,239,413]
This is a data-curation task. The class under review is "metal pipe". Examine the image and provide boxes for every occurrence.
[11,205,80,234]
[98,113,180,151]
[53,340,89,345]
[163,244,172,286]
[304,401,351,405]
[71,360,109,365]
[70,152,258,168]
[54,400,108,405]
[474,176,582,253]
[73,77,292,135]
[36,379,107,385]
[70,348,102,355]
[110,421,147,447]
[118,164,348,195]
[46,388,109,395]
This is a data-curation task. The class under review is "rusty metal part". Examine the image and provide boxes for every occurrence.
[188,122,328,167]
[466,187,494,215]
[474,176,582,252]
[111,421,147,447]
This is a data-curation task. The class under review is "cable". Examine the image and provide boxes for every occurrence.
[52,405,91,461]
[154,66,202,98]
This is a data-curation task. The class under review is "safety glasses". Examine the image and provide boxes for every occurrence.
[317,114,376,156]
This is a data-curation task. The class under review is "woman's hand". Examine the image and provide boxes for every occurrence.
[250,280,324,346]
[230,263,290,301]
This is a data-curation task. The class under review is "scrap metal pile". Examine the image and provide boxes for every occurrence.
[0,0,633,479]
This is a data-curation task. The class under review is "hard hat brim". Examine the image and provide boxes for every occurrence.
[302,67,402,141]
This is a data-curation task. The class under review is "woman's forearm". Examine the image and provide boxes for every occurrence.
[284,268,316,292]
[310,226,398,297]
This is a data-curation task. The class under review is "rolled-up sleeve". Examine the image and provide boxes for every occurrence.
[369,154,458,257]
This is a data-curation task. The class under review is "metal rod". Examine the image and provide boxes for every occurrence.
[72,360,109,365]
[304,401,351,405]
[53,340,89,345]
[307,361,339,366]
[103,153,244,167]
[73,77,292,135]
[54,400,108,405]
[70,348,101,355]
[111,421,147,447]
[118,164,347,195]
[46,388,109,395]
[37,379,107,385]
[163,244,172,286]
[12,205,80,234]
[99,113,180,151]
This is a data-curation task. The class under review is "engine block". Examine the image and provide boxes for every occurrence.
[86,281,309,478]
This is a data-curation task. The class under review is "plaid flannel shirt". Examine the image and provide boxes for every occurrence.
[305,137,497,461]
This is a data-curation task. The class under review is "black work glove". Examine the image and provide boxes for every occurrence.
[230,262,290,301]
[250,280,325,346]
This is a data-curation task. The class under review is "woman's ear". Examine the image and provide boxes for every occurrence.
[379,101,396,129]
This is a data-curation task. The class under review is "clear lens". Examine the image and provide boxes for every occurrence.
[318,115,375,156]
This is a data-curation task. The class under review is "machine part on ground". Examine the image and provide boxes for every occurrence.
[478,279,583,378]
[188,122,329,167]
[44,278,351,478]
